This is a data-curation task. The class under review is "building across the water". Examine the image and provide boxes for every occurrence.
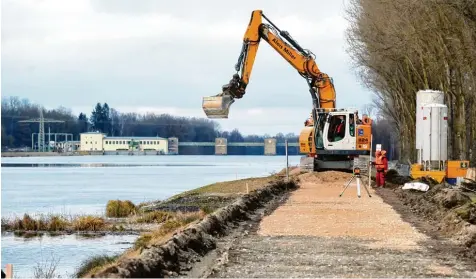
[80,132,169,153]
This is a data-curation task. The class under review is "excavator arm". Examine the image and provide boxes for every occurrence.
[202,10,337,119]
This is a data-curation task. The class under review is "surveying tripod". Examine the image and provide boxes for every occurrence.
[339,167,372,198]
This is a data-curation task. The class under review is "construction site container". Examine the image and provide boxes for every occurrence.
[416,90,444,163]
[446,160,470,179]
[421,104,447,170]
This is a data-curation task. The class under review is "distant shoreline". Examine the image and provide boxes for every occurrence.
[1,151,298,157]
[1,151,75,157]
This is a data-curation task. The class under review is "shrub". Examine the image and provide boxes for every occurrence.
[22,213,37,230]
[33,253,60,279]
[106,200,137,218]
[48,215,69,231]
[73,216,106,231]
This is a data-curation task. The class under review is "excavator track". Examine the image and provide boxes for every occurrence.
[299,155,370,173]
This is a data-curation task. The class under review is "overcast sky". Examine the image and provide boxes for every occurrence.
[2,0,372,135]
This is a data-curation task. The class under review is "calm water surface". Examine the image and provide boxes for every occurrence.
[1,155,300,277]
[1,232,137,278]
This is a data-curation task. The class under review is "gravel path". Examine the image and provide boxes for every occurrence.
[196,172,476,278]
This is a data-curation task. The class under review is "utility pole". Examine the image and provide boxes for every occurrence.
[48,126,51,151]
[19,108,64,152]
[285,139,289,181]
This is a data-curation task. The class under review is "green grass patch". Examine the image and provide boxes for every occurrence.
[469,194,476,204]
[164,176,277,203]
[456,205,471,221]
[106,200,137,217]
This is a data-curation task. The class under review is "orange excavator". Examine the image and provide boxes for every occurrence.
[202,10,372,171]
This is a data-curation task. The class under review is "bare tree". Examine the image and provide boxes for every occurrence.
[346,0,476,164]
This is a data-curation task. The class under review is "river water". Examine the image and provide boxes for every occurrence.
[1,155,300,277]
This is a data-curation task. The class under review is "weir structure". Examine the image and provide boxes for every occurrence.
[176,138,298,155]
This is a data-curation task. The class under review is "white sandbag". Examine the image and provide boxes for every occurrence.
[402,182,429,192]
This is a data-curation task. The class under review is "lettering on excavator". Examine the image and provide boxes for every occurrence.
[284,47,296,60]
[358,138,369,144]
[272,38,296,60]
[272,38,283,49]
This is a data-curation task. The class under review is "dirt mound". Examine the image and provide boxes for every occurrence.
[298,171,353,185]
[385,169,413,185]
[89,179,298,278]
[434,189,471,209]
[393,183,476,261]
[289,167,302,176]
[276,166,302,177]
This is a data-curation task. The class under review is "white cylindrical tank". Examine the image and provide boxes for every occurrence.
[416,90,444,163]
[421,104,447,170]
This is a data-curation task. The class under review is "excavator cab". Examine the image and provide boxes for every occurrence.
[202,94,235,118]
[322,111,356,151]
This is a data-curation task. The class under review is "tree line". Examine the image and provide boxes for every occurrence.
[345,0,476,163]
[1,96,397,157]
[1,97,301,155]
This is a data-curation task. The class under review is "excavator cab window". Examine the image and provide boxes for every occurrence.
[315,114,326,149]
[327,114,346,142]
[349,113,356,137]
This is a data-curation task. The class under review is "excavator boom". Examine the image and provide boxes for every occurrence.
[202,10,336,118]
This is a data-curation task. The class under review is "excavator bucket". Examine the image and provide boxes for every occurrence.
[202,95,235,118]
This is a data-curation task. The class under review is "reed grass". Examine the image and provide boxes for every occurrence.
[105,200,137,218]
[2,213,107,232]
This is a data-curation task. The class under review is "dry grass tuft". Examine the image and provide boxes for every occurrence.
[136,211,171,223]
[3,213,109,233]
[4,214,69,231]
[133,233,153,250]
[106,200,137,218]
[134,211,205,251]
[47,215,69,231]
[73,216,106,231]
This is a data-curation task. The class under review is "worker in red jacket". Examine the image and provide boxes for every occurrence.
[373,150,388,187]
